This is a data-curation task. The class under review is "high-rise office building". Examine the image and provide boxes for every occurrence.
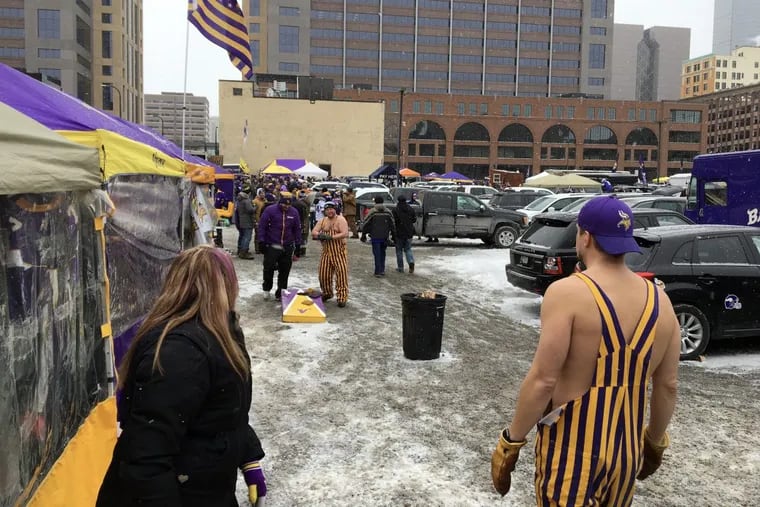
[713,0,760,54]
[610,24,690,101]
[245,0,615,98]
[144,92,210,152]
[0,0,143,122]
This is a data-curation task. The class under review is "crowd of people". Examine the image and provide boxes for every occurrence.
[225,174,417,305]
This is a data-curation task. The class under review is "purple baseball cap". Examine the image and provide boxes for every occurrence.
[577,195,641,255]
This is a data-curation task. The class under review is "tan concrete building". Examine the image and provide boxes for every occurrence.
[682,81,760,153]
[93,0,143,122]
[218,80,384,176]
[334,88,707,180]
[681,46,760,99]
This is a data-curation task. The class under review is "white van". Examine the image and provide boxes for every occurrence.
[667,173,691,189]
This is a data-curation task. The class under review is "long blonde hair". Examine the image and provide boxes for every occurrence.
[117,245,249,389]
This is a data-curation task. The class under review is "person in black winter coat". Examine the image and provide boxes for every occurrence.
[234,192,256,259]
[392,195,417,273]
[97,245,267,507]
[361,196,396,276]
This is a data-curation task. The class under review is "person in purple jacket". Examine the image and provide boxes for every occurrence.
[257,192,302,300]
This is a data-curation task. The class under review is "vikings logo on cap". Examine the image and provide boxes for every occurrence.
[617,209,631,231]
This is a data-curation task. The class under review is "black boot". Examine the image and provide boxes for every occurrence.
[409,262,415,274]
[239,249,254,259]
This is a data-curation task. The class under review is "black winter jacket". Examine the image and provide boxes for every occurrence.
[234,193,255,230]
[362,205,397,241]
[393,201,417,240]
[97,314,264,507]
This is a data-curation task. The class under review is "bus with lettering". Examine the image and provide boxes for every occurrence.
[685,150,760,227]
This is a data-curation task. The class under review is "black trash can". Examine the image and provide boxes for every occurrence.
[401,293,447,360]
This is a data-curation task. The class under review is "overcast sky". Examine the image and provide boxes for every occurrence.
[144,0,715,116]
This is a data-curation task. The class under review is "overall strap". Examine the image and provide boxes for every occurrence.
[573,272,623,355]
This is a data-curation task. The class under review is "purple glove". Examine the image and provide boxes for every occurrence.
[242,461,267,505]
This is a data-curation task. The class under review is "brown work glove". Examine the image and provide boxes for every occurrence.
[637,427,670,480]
[491,429,527,496]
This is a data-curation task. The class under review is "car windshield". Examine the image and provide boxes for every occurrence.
[625,238,658,270]
[358,191,395,202]
[523,195,555,211]
[562,196,595,212]
[519,217,577,248]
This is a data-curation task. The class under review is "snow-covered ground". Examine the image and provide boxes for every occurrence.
[227,233,760,506]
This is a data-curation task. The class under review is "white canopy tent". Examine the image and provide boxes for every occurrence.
[294,161,328,179]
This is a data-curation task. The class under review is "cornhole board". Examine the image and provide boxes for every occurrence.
[281,288,327,323]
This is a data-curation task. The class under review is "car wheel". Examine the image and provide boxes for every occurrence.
[673,303,710,360]
[493,226,518,249]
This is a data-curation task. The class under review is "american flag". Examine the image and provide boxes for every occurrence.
[187,0,254,80]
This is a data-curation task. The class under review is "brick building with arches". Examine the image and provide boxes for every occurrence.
[335,89,707,182]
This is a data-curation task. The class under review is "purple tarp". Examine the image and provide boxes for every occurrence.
[275,159,307,171]
[0,63,217,169]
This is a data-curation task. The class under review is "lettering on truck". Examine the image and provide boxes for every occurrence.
[748,208,759,226]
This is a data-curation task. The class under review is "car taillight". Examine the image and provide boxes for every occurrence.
[521,215,529,226]
[636,271,656,280]
[543,256,563,275]
[362,208,370,218]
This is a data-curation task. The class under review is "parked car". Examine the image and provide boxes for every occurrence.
[414,191,528,247]
[508,186,555,195]
[621,195,687,214]
[311,182,349,193]
[489,191,547,210]
[433,184,500,202]
[355,187,396,205]
[349,180,389,190]
[505,209,694,297]
[358,190,528,247]
[626,225,760,360]
[390,187,423,203]
[517,193,596,220]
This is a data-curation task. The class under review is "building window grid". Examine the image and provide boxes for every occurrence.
[38,9,61,39]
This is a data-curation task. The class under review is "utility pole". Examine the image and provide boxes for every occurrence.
[397,88,405,185]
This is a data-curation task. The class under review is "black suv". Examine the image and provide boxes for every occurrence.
[489,191,546,210]
[627,225,760,360]
[505,209,694,296]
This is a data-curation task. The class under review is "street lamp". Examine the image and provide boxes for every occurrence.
[214,126,219,155]
[151,114,164,136]
[102,83,122,117]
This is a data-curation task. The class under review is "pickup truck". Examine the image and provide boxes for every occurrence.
[357,190,527,247]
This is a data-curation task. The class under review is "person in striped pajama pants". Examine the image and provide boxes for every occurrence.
[311,202,350,307]
[491,196,680,506]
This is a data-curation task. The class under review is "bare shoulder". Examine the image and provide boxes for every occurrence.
[542,274,592,310]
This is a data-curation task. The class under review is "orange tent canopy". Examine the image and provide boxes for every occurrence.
[399,168,420,177]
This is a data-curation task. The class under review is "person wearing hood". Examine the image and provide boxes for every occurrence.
[257,192,302,300]
[233,191,255,259]
[360,196,397,277]
[392,195,417,273]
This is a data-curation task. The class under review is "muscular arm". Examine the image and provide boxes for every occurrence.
[507,280,574,441]
[648,291,680,441]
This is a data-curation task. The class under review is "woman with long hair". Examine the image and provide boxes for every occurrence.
[97,245,267,507]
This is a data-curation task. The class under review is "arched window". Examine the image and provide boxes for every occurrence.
[584,125,617,145]
[625,127,658,145]
[541,125,575,144]
[454,122,490,141]
[498,123,533,143]
[409,120,446,140]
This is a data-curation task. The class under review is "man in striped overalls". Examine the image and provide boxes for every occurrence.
[311,202,349,307]
[492,196,680,506]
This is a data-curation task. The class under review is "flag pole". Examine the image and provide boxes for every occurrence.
[181,6,191,250]
[182,10,190,159]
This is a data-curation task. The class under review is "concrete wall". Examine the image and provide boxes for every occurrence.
[610,24,643,100]
[219,81,384,176]
[647,26,691,101]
